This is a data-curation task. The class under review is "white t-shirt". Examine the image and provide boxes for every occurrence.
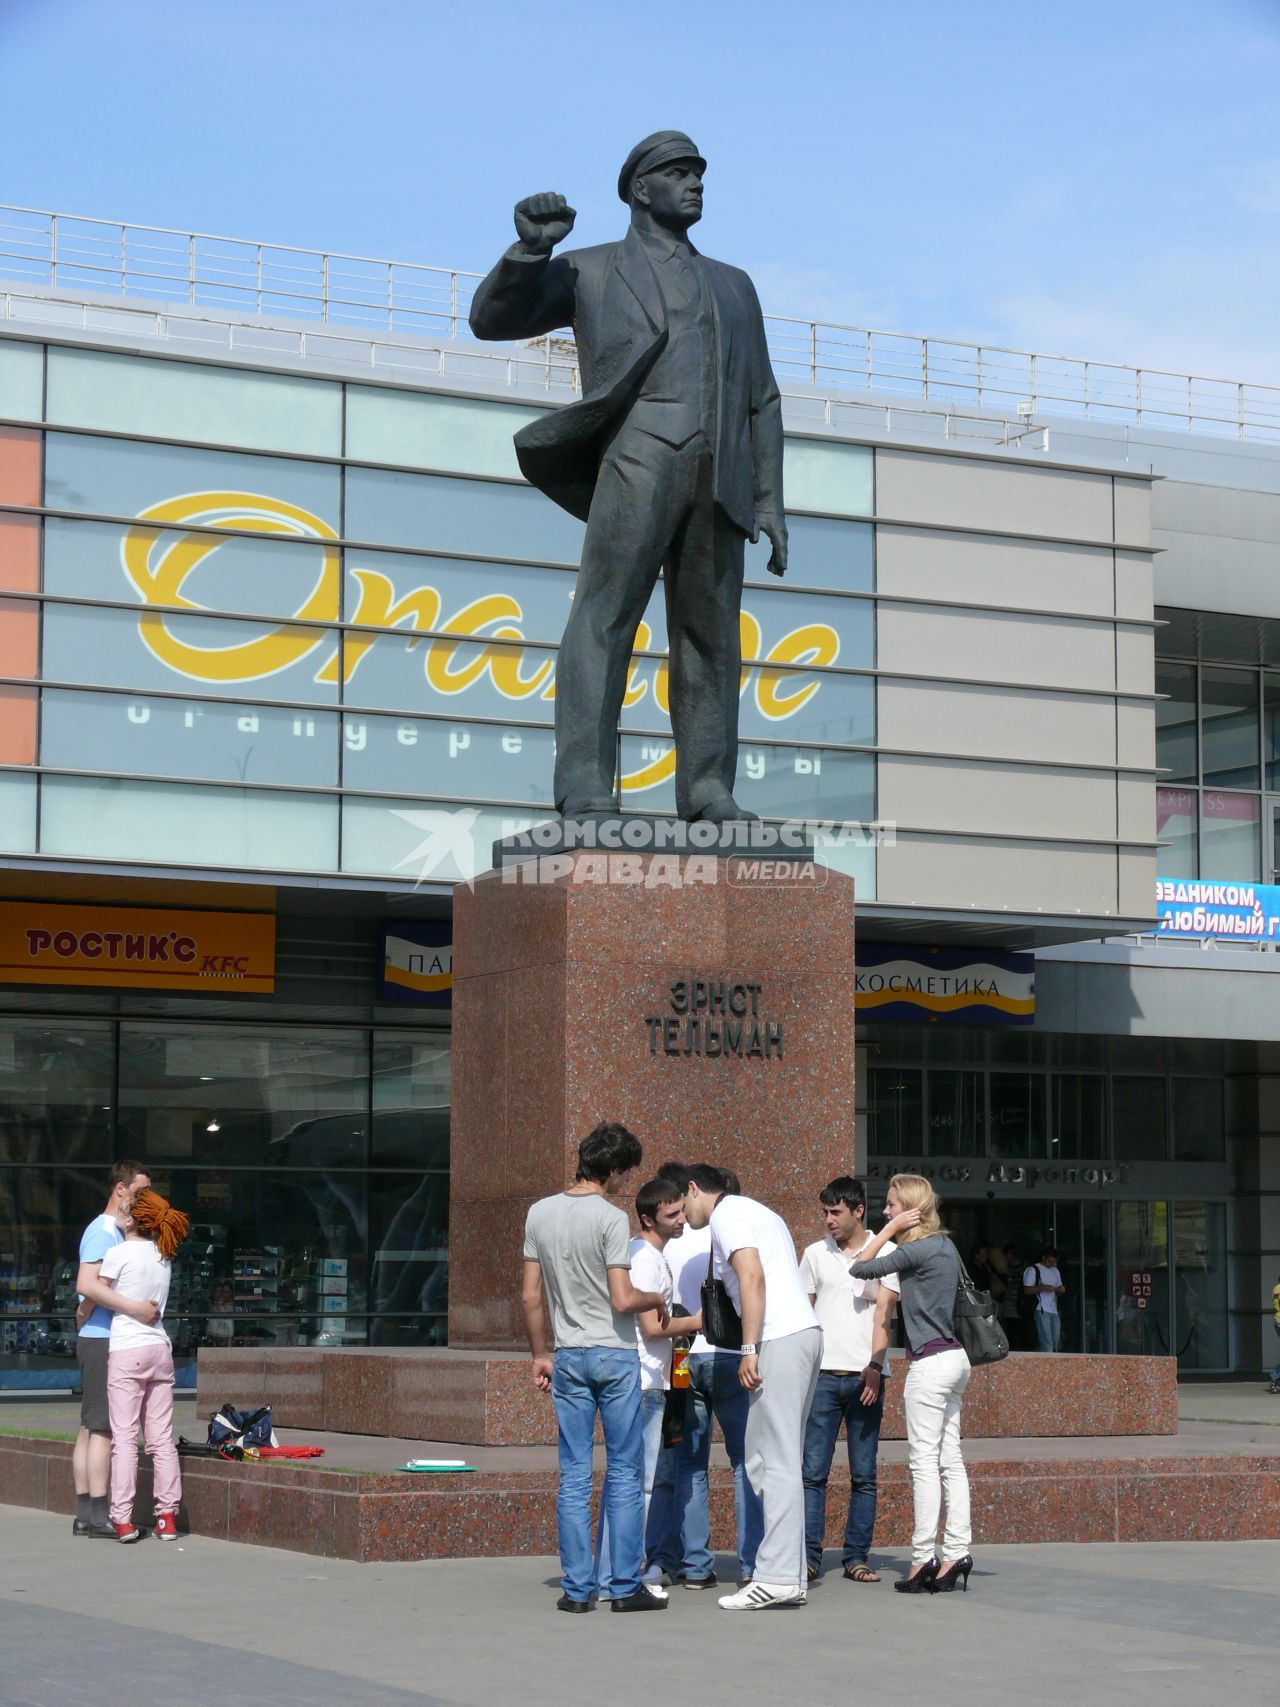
[98,1239,173,1349]
[800,1234,900,1372]
[1025,1264,1063,1316]
[710,1194,819,1346]
[631,1238,674,1390]
[666,1224,722,1357]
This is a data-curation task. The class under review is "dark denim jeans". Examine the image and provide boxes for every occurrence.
[675,1350,763,1580]
[801,1370,885,1568]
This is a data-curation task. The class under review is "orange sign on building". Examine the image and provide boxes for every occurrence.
[0,903,276,992]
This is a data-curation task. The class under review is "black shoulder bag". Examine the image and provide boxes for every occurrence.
[953,1254,1010,1367]
[700,1246,743,1351]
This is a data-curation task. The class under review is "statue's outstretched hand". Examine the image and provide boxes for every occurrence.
[761,517,789,578]
[514,193,577,256]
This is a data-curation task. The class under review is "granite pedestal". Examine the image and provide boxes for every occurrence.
[448,850,857,1347]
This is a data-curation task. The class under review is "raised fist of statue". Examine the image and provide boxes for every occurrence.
[513,192,577,256]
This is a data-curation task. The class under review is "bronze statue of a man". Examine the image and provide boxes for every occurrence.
[469,129,788,823]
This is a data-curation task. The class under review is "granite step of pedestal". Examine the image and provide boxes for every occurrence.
[3,1432,1276,1561]
[196,1348,1179,1445]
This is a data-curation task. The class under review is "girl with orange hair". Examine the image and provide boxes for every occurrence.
[98,1187,190,1542]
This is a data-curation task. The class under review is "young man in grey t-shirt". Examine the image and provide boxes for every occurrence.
[522,1122,670,1614]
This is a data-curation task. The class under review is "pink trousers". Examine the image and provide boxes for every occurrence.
[106,1341,182,1526]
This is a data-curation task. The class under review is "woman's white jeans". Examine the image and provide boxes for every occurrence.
[903,1347,971,1565]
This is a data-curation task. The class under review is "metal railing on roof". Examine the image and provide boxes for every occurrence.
[2,204,1278,443]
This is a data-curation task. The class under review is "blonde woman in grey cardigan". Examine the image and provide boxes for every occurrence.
[850,1174,973,1595]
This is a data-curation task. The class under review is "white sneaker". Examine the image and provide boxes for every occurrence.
[718,1581,807,1611]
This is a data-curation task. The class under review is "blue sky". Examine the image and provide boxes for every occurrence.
[3,0,1279,381]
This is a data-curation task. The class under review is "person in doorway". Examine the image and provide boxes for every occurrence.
[1267,1271,1280,1393]
[683,1164,822,1612]
[1024,1245,1066,1353]
[657,1160,763,1591]
[521,1122,670,1614]
[70,1161,155,1538]
[98,1188,190,1542]
[800,1176,899,1585]
[851,1175,974,1595]
[594,1176,701,1597]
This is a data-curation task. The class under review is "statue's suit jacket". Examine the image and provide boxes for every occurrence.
[469,229,784,538]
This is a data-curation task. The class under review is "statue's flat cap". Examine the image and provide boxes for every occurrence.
[618,131,706,203]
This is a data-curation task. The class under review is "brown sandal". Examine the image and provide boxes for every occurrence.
[843,1563,880,1583]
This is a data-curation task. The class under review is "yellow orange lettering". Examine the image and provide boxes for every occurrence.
[756,623,840,719]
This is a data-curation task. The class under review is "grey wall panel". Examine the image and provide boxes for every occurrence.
[875,525,1117,616]
[1118,848,1157,919]
[1117,776,1154,845]
[876,447,1115,543]
[877,602,1117,692]
[1115,550,1154,621]
[878,679,1119,765]
[1154,528,1280,619]
[1115,624,1155,694]
[878,754,1118,840]
[1035,955,1280,1042]
[1113,478,1153,548]
[878,832,1119,913]
[1154,480,1280,544]
[1116,699,1155,770]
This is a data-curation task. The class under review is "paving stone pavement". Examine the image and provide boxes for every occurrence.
[1,1506,1278,1707]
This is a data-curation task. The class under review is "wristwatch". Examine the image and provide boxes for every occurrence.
[740,1343,758,1356]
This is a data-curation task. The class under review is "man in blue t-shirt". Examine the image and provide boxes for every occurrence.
[72,1160,154,1537]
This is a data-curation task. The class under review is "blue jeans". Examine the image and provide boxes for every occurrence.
[675,1351,763,1580]
[552,1347,645,1603]
[1270,1324,1280,1384]
[594,1388,678,1594]
[1035,1309,1062,1352]
[802,1371,885,1568]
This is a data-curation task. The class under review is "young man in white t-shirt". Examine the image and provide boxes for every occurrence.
[594,1176,701,1598]
[799,1175,900,1584]
[684,1164,821,1611]
[1024,1245,1066,1352]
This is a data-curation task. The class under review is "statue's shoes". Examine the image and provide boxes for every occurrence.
[687,797,759,825]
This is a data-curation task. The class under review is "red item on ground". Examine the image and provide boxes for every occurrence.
[253,1445,326,1459]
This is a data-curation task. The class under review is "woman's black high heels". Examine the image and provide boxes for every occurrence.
[893,1558,940,1594]
[933,1554,974,1593]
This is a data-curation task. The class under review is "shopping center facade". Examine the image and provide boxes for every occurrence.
[0,209,1278,1384]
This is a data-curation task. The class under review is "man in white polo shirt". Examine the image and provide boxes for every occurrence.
[1024,1244,1066,1352]
[800,1175,899,1584]
[683,1164,821,1611]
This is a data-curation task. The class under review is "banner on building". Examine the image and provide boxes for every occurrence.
[379,921,452,1006]
[0,903,275,991]
[855,944,1034,1025]
[1155,876,1280,940]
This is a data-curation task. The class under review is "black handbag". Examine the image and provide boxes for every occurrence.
[700,1247,743,1350]
[953,1255,1010,1367]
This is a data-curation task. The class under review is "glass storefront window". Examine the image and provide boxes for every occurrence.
[1051,1074,1107,1159]
[343,716,556,805]
[0,1021,115,1164]
[118,1024,368,1165]
[745,515,873,592]
[344,465,585,563]
[345,386,544,480]
[47,347,343,458]
[1200,789,1260,881]
[1155,661,1197,783]
[1081,1200,1110,1354]
[368,1171,448,1345]
[1172,1078,1226,1162]
[1112,1076,1167,1161]
[988,1071,1045,1159]
[41,690,342,789]
[1200,666,1259,789]
[0,1164,108,1384]
[0,337,43,420]
[1173,1201,1229,1369]
[1156,786,1197,879]
[40,776,340,873]
[782,440,873,517]
[371,1032,450,1165]
[927,1069,984,1157]
[0,771,36,852]
[1114,1199,1170,1357]
[867,1066,924,1156]
[340,796,544,883]
[1265,673,1280,792]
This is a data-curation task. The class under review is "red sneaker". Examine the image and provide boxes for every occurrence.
[153,1512,178,1541]
[114,1522,141,1543]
